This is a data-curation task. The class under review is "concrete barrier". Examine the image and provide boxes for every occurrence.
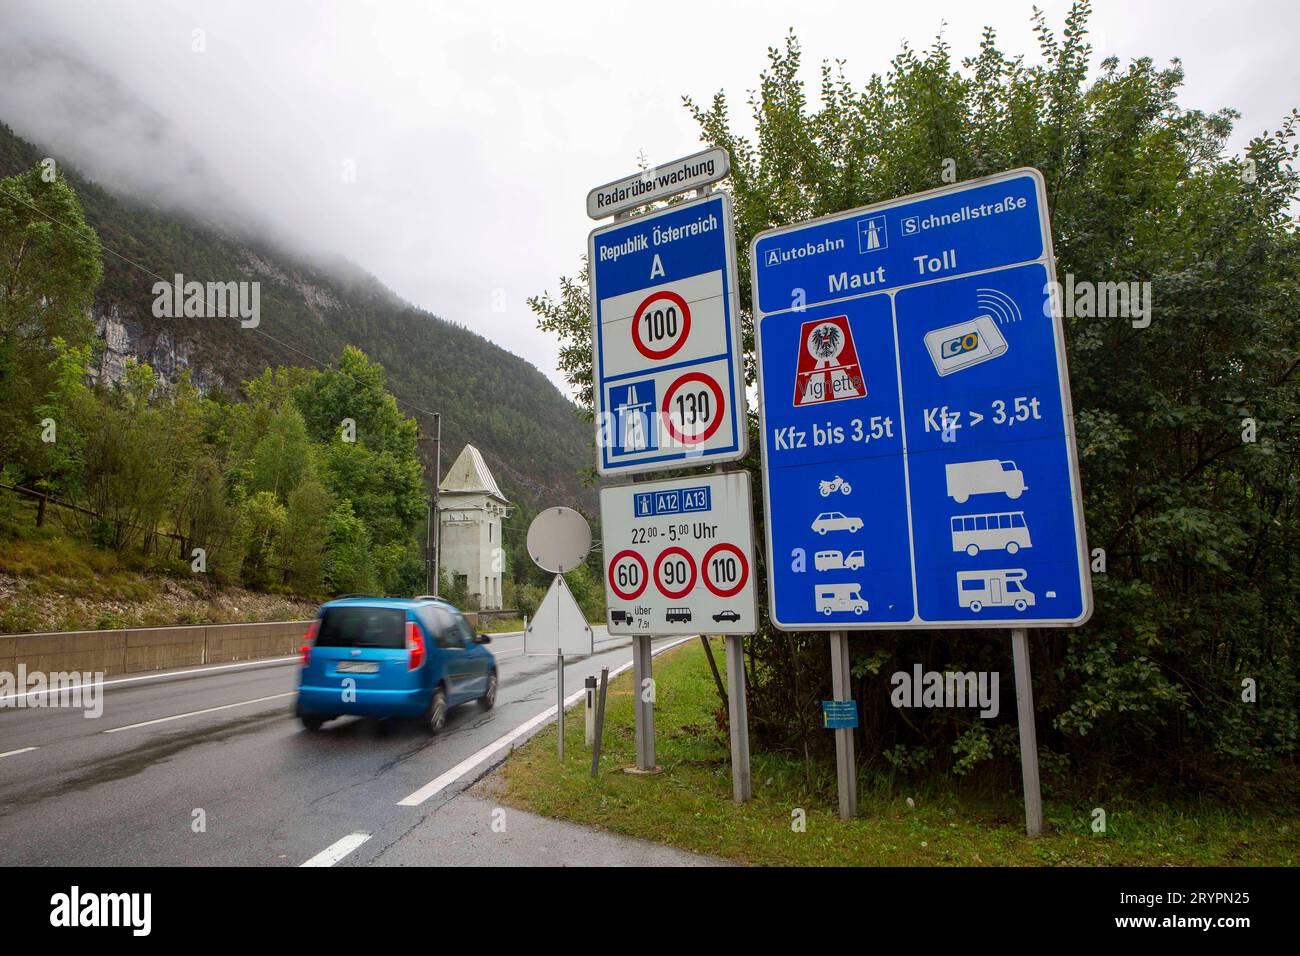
[0,620,310,678]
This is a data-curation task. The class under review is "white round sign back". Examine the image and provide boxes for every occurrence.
[526,507,592,573]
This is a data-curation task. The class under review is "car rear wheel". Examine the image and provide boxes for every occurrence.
[480,670,498,710]
[300,714,327,731]
[426,686,448,735]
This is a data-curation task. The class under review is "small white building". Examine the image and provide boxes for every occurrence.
[438,444,511,610]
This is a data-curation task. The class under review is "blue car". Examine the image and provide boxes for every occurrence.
[295,596,497,734]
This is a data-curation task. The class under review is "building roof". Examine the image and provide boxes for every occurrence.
[438,444,508,502]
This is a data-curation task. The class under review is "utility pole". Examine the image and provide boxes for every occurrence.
[420,413,443,597]
[432,413,441,596]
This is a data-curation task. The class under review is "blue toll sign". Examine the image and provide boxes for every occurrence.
[752,169,1092,630]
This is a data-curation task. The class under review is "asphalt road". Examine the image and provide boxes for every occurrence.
[0,627,690,866]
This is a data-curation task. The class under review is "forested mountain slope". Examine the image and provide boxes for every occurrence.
[0,121,592,512]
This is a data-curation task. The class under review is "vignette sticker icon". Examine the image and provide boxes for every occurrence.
[793,315,867,406]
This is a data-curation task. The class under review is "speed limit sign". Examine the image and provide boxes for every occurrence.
[607,550,649,601]
[599,472,757,635]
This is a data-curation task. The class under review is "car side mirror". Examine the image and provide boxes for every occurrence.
[476,633,491,644]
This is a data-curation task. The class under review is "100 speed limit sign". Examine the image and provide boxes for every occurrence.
[600,472,757,635]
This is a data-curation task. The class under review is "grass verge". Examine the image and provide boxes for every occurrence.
[486,641,1300,866]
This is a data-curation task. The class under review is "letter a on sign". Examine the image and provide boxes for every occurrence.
[793,315,867,406]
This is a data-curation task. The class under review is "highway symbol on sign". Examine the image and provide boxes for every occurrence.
[752,167,1092,630]
[589,191,747,476]
[600,472,757,635]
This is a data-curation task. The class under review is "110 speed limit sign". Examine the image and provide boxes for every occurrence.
[600,472,757,635]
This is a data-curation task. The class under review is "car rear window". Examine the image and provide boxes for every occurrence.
[314,606,407,648]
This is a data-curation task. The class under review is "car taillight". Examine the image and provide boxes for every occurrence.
[301,620,319,666]
[406,621,425,671]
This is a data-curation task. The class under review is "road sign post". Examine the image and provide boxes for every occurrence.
[724,634,751,803]
[829,631,857,820]
[1011,628,1043,836]
[751,168,1090,829]
[557,649,565,761]
[525,508,594,763]
[631,633,656,771]
[589,149,754,793]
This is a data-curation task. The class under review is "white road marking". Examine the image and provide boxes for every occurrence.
[0,746,38,759]
[396,635,695,807]
[0,655,300,706]
[300,832,371,867]
[102,693,295,733]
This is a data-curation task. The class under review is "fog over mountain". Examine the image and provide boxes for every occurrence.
[1,0,1293,390]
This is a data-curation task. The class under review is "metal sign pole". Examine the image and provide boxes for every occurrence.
[1011,628,1043,837]
[829,630,857,820]
[632,634,655,770]
[724,634,751,803]
[556,648,565,762]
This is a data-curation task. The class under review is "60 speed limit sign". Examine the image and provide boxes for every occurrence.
[600,472,757,635]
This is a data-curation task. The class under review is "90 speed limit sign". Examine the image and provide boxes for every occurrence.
[600,472,757,635]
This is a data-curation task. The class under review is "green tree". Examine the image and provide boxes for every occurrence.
[278,477,335,593]
[325,500,375,594]
[236,490,288,590]
[0,164,102,478]
[249,403,313,501]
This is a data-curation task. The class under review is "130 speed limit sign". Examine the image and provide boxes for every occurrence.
[600,472,757,635]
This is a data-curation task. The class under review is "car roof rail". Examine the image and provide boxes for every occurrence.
[413,594,441,601]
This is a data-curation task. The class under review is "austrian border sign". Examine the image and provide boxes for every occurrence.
[752,168,1092,630]
[589,191,747,476]
[600,472,757,636]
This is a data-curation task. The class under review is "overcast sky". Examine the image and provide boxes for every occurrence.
[1,0,1296,392]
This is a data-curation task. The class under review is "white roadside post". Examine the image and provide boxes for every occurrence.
[584,676,597,746]
[524,507,594,763]
[1011,628,1043,836]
